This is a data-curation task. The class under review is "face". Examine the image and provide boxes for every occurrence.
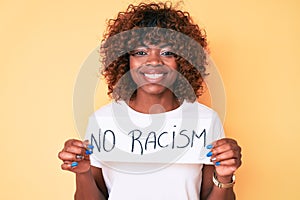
[129,44,178,96]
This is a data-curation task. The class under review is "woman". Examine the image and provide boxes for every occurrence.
[58,2,242,200]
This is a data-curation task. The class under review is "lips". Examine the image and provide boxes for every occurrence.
[140,72,166,83]
[136,65,171,83]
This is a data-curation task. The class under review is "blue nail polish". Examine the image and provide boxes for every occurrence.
[215,161,221,166]
[71,162,78,167]
[87,144,94,149]
[85,150,93,155]
[206,151,213,157]
[206,144,213,149]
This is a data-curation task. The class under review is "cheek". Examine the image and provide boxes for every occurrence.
[170,71,179,83]
[129,57,144,70]
[174,63,178,71]
[129,58,135,69]
[169,63,179,84]
[129,65,139,84]
[166,59,178,70]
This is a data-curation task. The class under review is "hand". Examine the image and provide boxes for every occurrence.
[58,139,93,174]
[207,138,242,179]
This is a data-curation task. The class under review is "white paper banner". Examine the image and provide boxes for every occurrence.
[85,115,218,164]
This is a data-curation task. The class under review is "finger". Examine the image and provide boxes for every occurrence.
[75,154,85,160]
[63,144,87,155]
[211,142,241,157]
[58,151,88,162]
[211,138,237,151]
[214,158,242,169]
[80,140,94,151]
[211,148,241,162]
[61,161,78,171]
[82,140,93,149]
[64,139,86,150]
[212,138,237,148]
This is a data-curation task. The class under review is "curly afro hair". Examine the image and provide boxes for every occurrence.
[100,1,209,102]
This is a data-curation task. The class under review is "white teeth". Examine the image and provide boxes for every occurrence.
[144,74,164,79]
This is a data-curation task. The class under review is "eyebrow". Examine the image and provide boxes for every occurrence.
[135,43,172,49]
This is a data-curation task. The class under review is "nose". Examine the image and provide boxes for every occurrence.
[145,50,163,65]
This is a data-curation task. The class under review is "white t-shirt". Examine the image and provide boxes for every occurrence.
[86,100,224,200]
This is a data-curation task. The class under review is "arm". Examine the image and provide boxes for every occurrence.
[201,165,235,200]
[75,167,108,200]
[200,138,242,200]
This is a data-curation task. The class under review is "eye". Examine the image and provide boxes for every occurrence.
[161,51,176,57]
[131,50,148,56]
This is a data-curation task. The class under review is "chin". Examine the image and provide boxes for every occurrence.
[139,84,171,95]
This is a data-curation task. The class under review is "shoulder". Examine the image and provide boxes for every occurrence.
[183,101,218,119]
[92,101,126,118]
[93,101,114,117]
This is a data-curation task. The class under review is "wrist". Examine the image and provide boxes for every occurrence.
[213,171,236,188]
[76,167,92,177]
[216,174,234,183]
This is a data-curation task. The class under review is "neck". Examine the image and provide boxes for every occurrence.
[129,89,180,114]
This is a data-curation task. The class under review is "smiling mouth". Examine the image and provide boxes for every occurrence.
[143,73,164,79]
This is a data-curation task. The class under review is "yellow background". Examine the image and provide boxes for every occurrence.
[1,0,300,199]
